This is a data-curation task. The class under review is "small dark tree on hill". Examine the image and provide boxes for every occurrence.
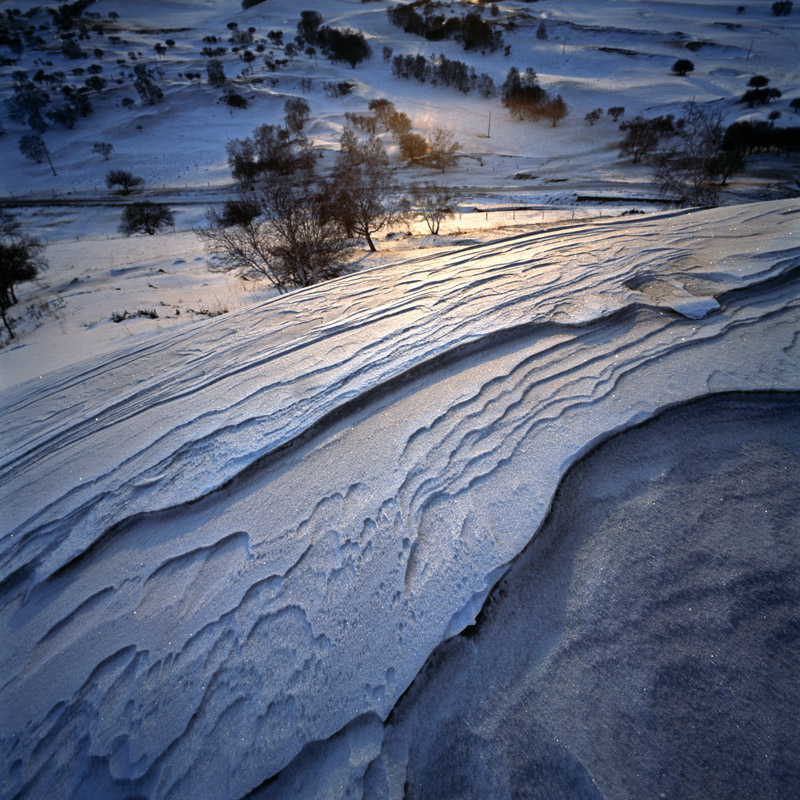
[224,89,248,109]
[9,73,50,131]
[707,149,744,186]
[47,104,79,129]
[672,58,694,76]
[132,63,163,105]
[106,169,144,194]
[317,26,371,68]
[460,11,501,51]
[226,124,310,186]
[296,10,324,45]
[585,108,602,125]
[119,202,175,235]
[742,75,782,107]
[84,75,106,94]
[206,59,226,87]
[742,86,782,106]
[771,1,792,15]
[92,141,114,160]
[608,106,625,122]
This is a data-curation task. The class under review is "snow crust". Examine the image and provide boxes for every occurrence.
[1,199,799,798]
[368,392,800,799]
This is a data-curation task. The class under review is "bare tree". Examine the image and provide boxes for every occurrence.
[410,183,458,235]
[197,180,353,292]
[0,208,48,339]
[425,128,459,172]
[226,124,310,186]
[651,102,726,206]
[284,97,311,137]
[369,98,396,130]
[119,202,175,235]
[619,117,660,163]
[399,131,429,164]
[542,94,568,127]
[329,134,406,251]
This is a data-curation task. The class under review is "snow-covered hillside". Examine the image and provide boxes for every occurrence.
[1,199,799,798]
[1,0,799,797]
[2,0,798,201]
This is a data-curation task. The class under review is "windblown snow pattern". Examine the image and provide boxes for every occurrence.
[1,200,799,798]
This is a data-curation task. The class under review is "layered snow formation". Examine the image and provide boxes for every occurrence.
[1,200,799,798]
[367,392,800,799]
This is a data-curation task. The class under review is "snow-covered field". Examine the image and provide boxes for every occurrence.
[1,0,799,798]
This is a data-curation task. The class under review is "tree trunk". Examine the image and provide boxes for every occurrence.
[364,231,376,252]
[0,305,14,339]
[44,146,57,177]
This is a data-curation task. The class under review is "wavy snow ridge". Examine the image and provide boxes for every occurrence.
[1,200,799,798]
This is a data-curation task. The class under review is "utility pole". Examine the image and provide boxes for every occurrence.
[487,111,492,138]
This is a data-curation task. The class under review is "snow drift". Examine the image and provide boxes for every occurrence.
[1,199,799,798]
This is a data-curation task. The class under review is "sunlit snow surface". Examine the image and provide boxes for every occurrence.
[1,201,799,798]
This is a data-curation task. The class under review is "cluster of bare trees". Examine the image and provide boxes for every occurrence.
[501,67,568,127]
[346,99,460,171]
[650,103,730,206]
[197,99,459,292]
[387,3,503,53]
[619,102,745,206]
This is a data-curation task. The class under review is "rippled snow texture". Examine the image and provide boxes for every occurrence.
[1,200,799,798]
[365,392,800,800]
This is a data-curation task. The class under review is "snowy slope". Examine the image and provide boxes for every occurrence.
[1,198,799,798]
[3,0,799,201]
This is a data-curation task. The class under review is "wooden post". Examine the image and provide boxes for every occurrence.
[487,111,491,138]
